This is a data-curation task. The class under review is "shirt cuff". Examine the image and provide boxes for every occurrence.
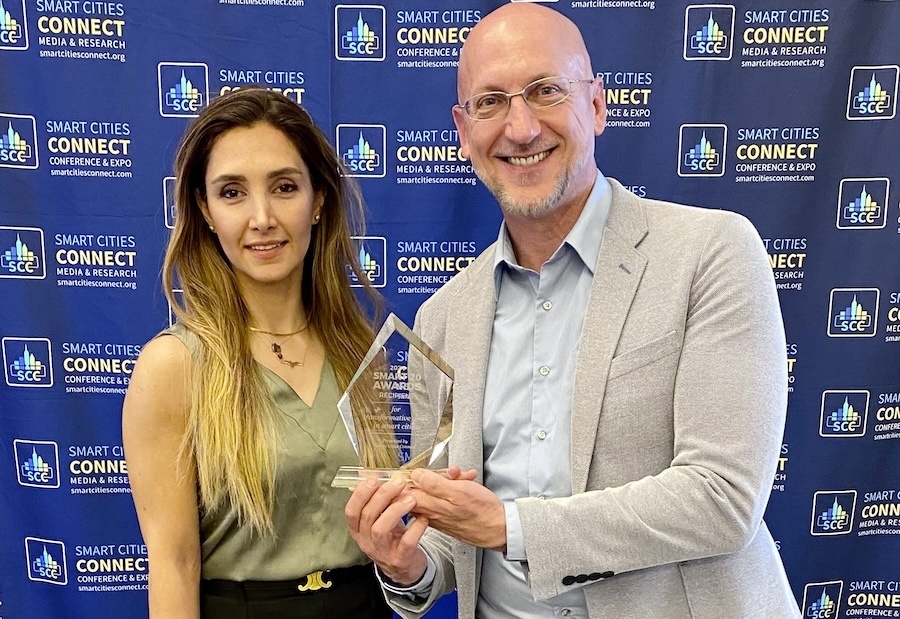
[503,500,526,561]
[377,546,436,598]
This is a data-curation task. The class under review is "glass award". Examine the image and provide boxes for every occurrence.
[332,313,453,489]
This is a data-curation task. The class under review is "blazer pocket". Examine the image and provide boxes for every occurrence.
[609,330,681,380]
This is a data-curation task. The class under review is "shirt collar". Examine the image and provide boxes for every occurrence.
[492,170,612,296]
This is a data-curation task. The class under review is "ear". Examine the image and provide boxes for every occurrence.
[591,78,607,137]
[196,188,213,227]
[312,191,325,223]
[451,105,471,160]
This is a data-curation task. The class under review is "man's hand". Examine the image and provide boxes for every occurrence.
[345,475,428,586]
[408,468,507,552]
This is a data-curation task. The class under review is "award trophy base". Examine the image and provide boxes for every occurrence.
[331,466,449,490]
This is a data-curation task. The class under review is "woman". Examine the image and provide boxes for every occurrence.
[123,88,394,618]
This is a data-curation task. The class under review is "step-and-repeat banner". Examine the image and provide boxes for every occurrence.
[1,1,898,617]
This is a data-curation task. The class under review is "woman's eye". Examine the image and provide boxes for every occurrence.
[219,188,240,199]
[276,183,298,193]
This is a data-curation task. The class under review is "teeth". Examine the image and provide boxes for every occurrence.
[251,243,281,251]
[508,150,550,166]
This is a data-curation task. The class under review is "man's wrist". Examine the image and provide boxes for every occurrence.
[378,547,436,596]
[379,565,425,588]
[378,548,428,587]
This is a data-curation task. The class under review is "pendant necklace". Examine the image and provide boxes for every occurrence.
[249,321,309,368]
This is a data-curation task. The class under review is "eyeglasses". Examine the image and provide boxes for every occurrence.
[456,76,596,122]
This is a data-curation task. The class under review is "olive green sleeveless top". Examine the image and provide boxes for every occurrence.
[165,324,368,581]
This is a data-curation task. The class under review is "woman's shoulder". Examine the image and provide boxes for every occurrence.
[130,322,204,369]
[140,331,191,368]
[157,321,199,350]
[125,330,193,415]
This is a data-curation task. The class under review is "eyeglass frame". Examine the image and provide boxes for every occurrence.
[455,76,599,122]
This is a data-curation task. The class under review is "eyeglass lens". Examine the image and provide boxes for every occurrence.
[466,77,573,120]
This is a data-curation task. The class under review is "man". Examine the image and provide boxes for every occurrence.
[345,4,800,618]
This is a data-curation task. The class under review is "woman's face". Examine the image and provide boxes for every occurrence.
[199,122,323,293]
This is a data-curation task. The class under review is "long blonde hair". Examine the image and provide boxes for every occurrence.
[164,88,391,533]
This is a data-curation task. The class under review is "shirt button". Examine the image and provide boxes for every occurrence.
[542,300,552,311]
[537,430,547,440]
[539,365,550,376]
[561,610,571,617]
[537,494,547,500]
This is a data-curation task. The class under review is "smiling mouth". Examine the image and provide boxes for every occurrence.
[248,241,286,251]
[505,149,552,166]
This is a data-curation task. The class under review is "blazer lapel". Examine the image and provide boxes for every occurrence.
[445,251,496,616]
[571,181,649,493]
[445,253,495,477]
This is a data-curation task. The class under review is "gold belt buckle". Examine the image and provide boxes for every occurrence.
[297,570,333,592]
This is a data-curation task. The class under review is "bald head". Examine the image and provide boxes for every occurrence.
[449,4,606,223]
[457,4,593,102]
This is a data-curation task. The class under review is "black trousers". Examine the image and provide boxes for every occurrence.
[200,564,394,619]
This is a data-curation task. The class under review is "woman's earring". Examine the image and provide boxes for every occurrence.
[313,214,321,223]
[208,224,216,233]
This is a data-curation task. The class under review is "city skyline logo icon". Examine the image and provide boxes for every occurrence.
[811,490,857,536]
[335,5,385,61]
[3,337,53,388]
[684,5,734,61]
[0,226,46,279]
[337,124,386,178]
[678,124,727,177]
[819,390,869,438]
[828,288,879,338]
[0,0,27,51]
[837,178,889,230]
[348,236,386,288]
[163,177,176,229]
[25,537,67,585]
[0,113,38,169]
[801,581,843,619]
[158,63,209,118]
[14,439,60,488]
[846,66,898,120]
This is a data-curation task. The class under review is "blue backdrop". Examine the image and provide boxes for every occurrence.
[1,1,899,617]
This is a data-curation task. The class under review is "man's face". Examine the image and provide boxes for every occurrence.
[452,20,606,218]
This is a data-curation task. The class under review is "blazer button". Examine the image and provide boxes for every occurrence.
[562,576,576,586]
[588,572,602,581]
[600,571,614,578]
[575,574,589,583]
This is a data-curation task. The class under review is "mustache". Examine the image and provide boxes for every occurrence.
[496,142,556,157]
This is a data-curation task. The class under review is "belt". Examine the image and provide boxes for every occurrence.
[202,563,373,599]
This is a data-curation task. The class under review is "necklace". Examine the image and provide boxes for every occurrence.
[248,322,308,338]
[249,322,309,368]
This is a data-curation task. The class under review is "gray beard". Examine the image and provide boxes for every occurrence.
[474,150,590,218]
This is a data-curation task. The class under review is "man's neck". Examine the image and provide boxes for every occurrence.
[503,186,593,272]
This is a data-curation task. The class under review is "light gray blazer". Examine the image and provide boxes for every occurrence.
[387,179,800,618]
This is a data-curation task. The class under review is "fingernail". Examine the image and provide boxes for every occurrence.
[365,478,377,488]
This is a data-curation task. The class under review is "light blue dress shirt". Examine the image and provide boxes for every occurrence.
[477,172,610,619]
[384,172,611,618]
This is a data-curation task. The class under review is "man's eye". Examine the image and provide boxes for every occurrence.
[531,84,562,101]
[475,94,503,109]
